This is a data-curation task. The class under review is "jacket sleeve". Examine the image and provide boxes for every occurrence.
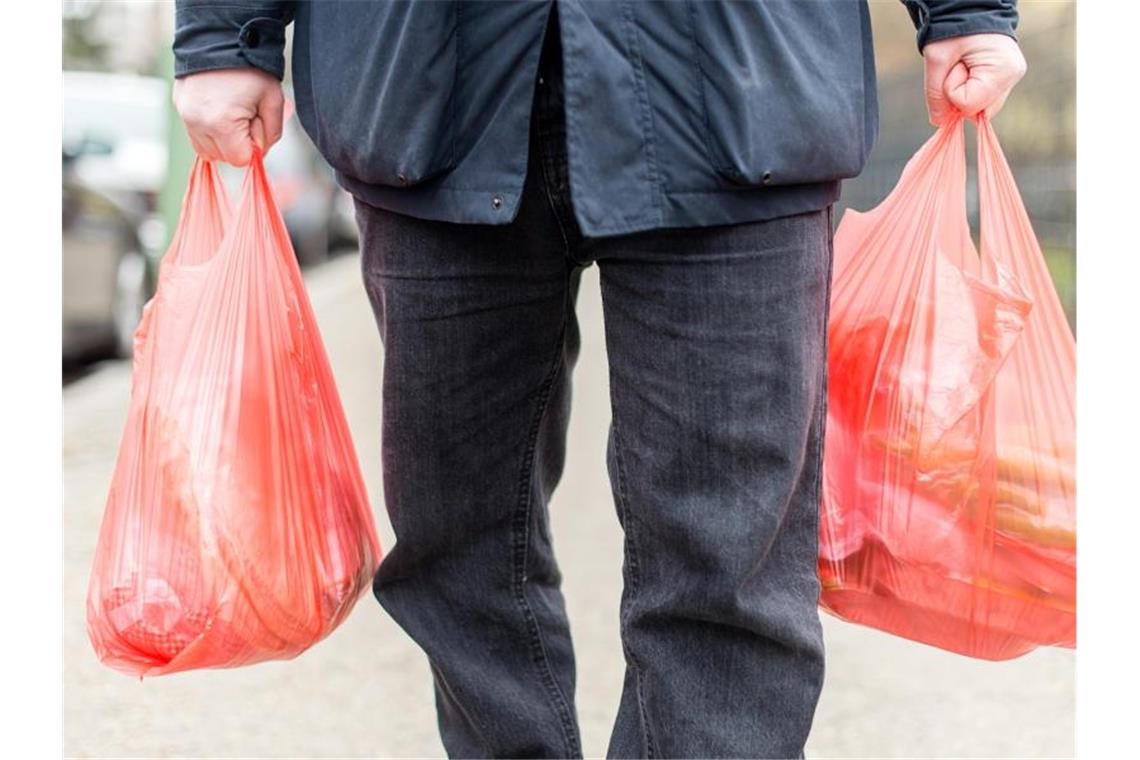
[901,0,1019,52]
[173,1,296,80]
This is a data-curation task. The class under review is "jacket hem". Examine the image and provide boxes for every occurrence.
[340,171,841,239]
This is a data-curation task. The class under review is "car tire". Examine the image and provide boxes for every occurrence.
[111,249,151,359]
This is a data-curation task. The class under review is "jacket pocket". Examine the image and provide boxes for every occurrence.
[298,1,460,187]
[687,0,874,187]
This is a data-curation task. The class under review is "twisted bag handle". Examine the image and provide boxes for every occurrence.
[976,113,1076,386]
[163,157,231,268]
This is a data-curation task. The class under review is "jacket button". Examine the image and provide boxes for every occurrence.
[242,27,261,48]
[491,194,504,210]
[762,171,773,185]
[396,173,408,186]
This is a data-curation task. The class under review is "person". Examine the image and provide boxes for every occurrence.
[172,1,1025,757]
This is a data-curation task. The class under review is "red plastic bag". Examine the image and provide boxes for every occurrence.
[87,157,381,677]
[819,116,1075,660]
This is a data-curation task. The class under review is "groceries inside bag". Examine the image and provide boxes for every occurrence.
[87,157,381,677]
[819,116,1075,660]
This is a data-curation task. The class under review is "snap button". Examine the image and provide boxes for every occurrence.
[241,27,261,48]
[491,194,504,210]
[396,173,408,186]
[762,171,773,185]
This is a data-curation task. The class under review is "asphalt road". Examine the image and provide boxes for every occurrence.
[64,254,1074,758]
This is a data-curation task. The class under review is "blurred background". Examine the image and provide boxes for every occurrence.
[62,1,1076,758]
[62,0,359,370]
[837,1,1076,328]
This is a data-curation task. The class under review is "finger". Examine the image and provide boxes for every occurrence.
[187,133,211,160]
[250,116,268,155]
[258,89,285,150]
[214,125,255,167]
[941,61,972,119]
[204,133,232,165]
[982,89,1011,120]
[188,131,222,163]
[923,53,953,127]
[947,66,1003,120]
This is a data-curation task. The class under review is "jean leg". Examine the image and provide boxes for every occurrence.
[355,190,584,758]
[593,210,834,759]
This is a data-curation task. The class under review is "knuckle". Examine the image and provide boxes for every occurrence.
[182,102,218,128]
[179,108,206,129]
[215,105,245,125]
[220,132,247,150]
[924,48,951,66]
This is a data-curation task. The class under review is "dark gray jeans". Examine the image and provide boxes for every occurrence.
[355,29,831,759]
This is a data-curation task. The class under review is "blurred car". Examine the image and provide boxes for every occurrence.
[63,71,167,219]
[62,150,156,361]
[64,70,356,269]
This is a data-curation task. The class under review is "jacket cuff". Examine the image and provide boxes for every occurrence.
[902,0,1019,52]
[174,2,290,80]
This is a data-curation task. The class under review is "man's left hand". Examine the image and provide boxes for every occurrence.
[922,33,1027,126]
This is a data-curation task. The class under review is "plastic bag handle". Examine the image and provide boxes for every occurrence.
[975,112,1033,271]
[975,112,1077,378]
[165,151,293,267]
[231,148,300,272]
[924,113,1025,275]
[164,157,231,268]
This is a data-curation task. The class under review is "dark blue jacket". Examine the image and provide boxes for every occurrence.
[174,0,1018,237]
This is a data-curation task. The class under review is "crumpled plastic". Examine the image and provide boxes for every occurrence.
[819,116,1076,660]
[87,156,381,677]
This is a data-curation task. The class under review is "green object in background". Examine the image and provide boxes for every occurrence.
[1042,245,1077,332]
[157,42,194,253]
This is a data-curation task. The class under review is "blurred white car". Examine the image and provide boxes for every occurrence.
[63,71,168,216]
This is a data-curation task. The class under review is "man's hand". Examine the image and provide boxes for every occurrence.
[922,33,1027,126]
[173,68,285,166]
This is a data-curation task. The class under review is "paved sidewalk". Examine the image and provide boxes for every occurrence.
[64,254,1074,758]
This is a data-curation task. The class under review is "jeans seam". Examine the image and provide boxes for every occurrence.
[511,273,581,758]
[820,205,834,440]
[813,206,836,536]
[609,406,658,759]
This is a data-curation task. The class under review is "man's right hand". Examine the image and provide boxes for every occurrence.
[173,68,285,166]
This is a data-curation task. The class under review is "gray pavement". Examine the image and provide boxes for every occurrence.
[64,254,1074,759]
